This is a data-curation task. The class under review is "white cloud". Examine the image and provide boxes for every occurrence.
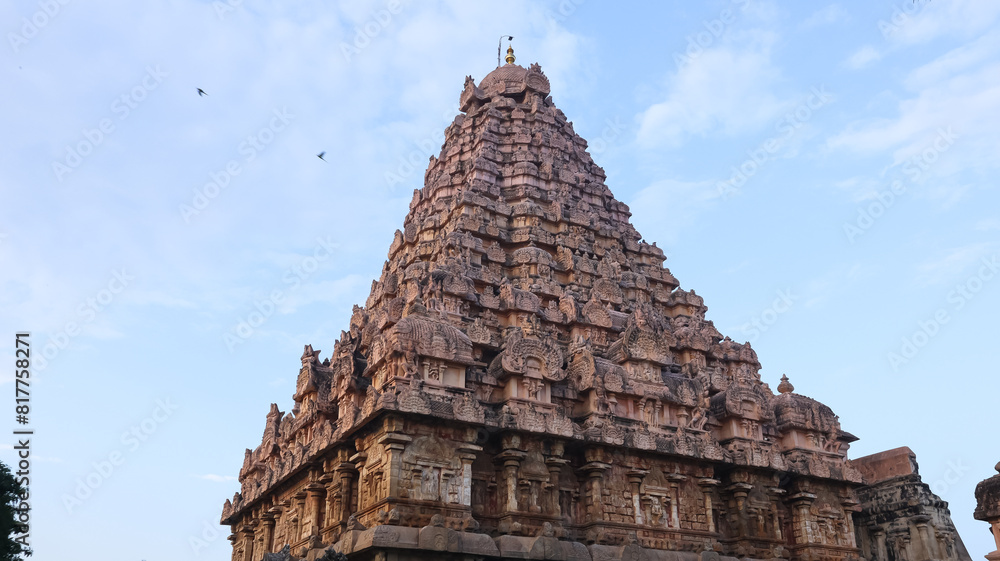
[636,45,785,148]
[828,32,1000,188]
[844,45,881,70]
[881,0,1000,46]
[904,29,1000,90]
[629,179,717,246]
[800,4,849,29]
[914,243,995,287]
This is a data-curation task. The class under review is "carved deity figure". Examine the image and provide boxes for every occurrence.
[822,430,841,453]
[522,377,542,400]
[403,344,420,380]
[689,387,711,430]
[650,497,664,526]
[421,468,439,500]
[427,362,441,382]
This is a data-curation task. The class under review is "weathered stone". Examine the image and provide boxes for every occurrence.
[852,448,971,561]
[221,49,970,561]
[974,462,1000,561]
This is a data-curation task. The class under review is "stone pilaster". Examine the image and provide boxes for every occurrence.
[627,470,649,525]
[873,528,887,561]
[727,481,753,537]
[260,511,276,554]
[378,432,413,500]
[293,491,307,542]
[496,447,526,513]
[546,462,568,517]
[767,486,786,541]
[238,524,255,561]
[306,482,326,538]
[334,460,358,526]
[457,443,483,508]
[349,451,367,514]
[787,490,817,546]
[839,492,858,548]
[666,473,686,530]
[699,478,721,533]
[579,460,610,524]
[914,517,938,560]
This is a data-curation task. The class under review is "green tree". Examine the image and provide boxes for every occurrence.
[0,461,30,559]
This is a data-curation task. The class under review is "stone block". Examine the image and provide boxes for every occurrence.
[850,446,917,484]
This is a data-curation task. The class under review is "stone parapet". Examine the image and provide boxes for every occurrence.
[850,447,917,485]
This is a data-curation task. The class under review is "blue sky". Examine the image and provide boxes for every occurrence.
[1,1,998,558]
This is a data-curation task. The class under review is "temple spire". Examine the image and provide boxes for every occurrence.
[505,45,515,65]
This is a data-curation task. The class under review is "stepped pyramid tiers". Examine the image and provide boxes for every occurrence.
[222,54,970,561]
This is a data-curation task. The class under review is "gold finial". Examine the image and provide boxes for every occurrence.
[505,45,515,65]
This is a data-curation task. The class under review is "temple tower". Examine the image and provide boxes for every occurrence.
[221,50,970,561]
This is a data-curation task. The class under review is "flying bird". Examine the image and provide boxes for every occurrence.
[197,88,207,97]
[317,152,327,162]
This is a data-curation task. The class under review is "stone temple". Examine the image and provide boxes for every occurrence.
[221,48,972,561]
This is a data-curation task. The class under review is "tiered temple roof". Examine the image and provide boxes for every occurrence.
[221,51,970,561]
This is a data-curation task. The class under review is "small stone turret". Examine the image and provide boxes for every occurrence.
[975,462,1000,560]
